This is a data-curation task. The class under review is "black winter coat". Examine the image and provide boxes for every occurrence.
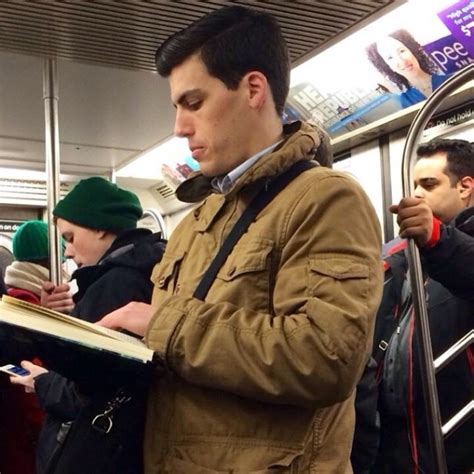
[374,208,474,474]
[34,229,166,474]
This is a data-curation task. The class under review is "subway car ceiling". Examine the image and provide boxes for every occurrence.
[0,0,471,219]
[0,1,400,175]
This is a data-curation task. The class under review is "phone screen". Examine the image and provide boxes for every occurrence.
[0,364,31,377]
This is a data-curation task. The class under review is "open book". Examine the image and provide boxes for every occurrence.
[0,295,155,386]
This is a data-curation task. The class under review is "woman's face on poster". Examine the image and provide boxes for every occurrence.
[377,36,421,81]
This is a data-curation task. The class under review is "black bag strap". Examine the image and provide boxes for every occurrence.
[373,253,411,364]
[193,160,317,301]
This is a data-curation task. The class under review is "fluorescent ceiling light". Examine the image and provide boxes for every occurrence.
[0,168,47,180]
[116,136,189,179]
[0,168,87,182]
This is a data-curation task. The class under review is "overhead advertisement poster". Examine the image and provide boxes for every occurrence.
[284,0,473,139]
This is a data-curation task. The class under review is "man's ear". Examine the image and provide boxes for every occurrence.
[459,175,473,202]
[244,71,268,110]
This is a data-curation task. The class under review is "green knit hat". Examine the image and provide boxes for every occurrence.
[53,177,143,232]
[13,220,50,262]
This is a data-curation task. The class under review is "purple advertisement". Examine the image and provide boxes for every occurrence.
[424,34,473,74]
[437,0,474,58]
[284,0,473,139]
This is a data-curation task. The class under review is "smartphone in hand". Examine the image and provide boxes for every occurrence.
[0,364,31,377]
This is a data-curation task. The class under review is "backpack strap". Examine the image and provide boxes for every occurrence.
[193,160,317,301]
[373,252,410,364]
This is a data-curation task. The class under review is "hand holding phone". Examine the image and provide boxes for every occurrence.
[0,364,31,377]
[3,361,47,393]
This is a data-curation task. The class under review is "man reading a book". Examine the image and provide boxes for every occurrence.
[98,6,384,473]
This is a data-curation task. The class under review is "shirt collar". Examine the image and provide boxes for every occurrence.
[211,140,283,194]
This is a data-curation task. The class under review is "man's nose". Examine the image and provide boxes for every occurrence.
[414,185,425,198]
[174,109,193,138]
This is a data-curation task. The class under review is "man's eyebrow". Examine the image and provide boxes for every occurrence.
[173,89,201,107]
[417,177,438,185]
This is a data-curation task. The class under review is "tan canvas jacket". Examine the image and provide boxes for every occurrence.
[144,122,383,473]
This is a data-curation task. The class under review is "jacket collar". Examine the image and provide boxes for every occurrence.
[176,121,329,203]
[454,206,474,236]
[98,228,152,264]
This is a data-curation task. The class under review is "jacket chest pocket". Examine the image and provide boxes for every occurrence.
[215,237,274,311]
[151,251,185,296]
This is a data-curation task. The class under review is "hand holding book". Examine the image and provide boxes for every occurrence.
[96,301,153,337]
[41,281,75,314]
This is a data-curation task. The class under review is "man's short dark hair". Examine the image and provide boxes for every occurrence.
[417,138,474,184]
[155,6,290,116]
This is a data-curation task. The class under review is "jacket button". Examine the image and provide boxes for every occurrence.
[193,209,200,219]
[158,277,166,287]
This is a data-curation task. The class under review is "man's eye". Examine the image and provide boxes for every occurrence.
[188,100,202,111]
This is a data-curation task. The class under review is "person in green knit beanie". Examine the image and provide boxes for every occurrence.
[5,220,66,304]
[10,176,166,474]
[2,220,66,474]
[12,220,50,264]
[41,176,144,312]
[53,176,143,235]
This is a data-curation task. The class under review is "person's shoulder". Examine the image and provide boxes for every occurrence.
[454,206,474,235]
[296,166,371,198]
[382,237,407,260]
[432,73,450,88]
[6,287,41,304]
[398,90,414,108]
[297,164,354,183]
[101,262,151,284]
[286,166,372,211]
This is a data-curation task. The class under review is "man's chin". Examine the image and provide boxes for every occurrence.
[200,166,219,178]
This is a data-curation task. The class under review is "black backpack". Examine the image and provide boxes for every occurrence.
[351,250,409,474]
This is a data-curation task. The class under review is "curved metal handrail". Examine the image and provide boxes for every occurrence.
[141,208,168,240]
[401,64,474,474]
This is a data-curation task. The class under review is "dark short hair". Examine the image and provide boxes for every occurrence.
[155,6,290,115]
[366,29,439,91]
[417,138,474,184]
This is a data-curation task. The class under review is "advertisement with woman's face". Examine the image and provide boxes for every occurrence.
[284,0,473,138]
[366,29,451,109]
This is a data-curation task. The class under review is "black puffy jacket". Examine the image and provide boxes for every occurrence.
[34,228,166,474]
[374,208,474,474]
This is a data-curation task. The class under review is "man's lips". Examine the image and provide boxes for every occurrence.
[190,146,204,159]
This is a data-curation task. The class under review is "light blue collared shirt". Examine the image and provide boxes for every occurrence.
[212,140,283,194]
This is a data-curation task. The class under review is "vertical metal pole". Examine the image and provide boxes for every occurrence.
[379,135,394,242]
[43,58,62,286]
[110,169,117,184]
[401,64,473,474]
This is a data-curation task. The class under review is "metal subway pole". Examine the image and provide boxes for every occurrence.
[110,169,117,184]
[401,64,473,474]
[43,58,62,286]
